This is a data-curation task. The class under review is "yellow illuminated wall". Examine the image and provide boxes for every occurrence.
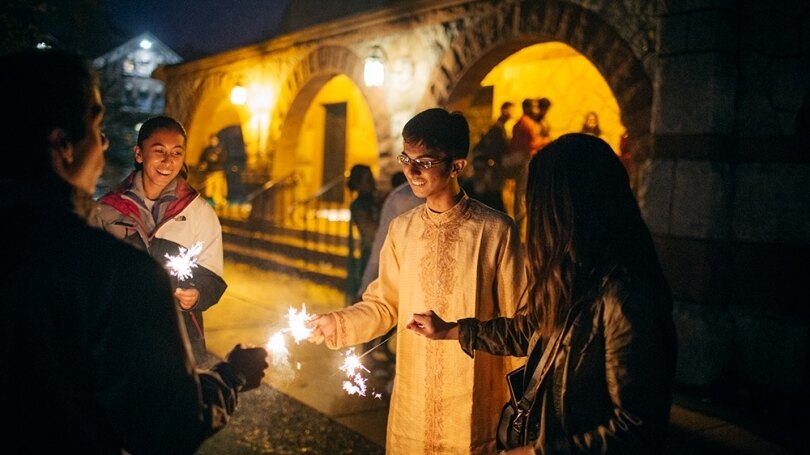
[291,75,378,200]
[483,42,625,153]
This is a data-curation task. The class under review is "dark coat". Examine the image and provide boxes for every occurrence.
[1,178,242,454]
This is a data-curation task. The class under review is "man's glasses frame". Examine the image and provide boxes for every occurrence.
[396,153,450,170]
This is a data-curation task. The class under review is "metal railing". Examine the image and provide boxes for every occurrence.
[226,171,352,282]
[289,174,351,269]
[244,171,300,224]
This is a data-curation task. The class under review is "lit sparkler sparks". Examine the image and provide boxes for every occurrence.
[263,304,315,383]
[339,349,382,399]
[340,348,370,396]
[164,241,203,281]
[336,329,403,399]
[266,330,295,383]
[285,304,314,343]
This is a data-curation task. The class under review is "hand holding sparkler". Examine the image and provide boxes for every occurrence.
[174,288,200,310]
[164,242,205,310]
[225,344,269,391]
[164,241,203,282]
[305,313,337,346]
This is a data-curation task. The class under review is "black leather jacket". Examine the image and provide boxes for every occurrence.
[458,271,676,454]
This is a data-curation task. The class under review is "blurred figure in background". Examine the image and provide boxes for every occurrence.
[472,101,514,194]
[461,154,506,213]
[580,111,602,137]
[345,164,381,305]
[508,97,552,239]
[198,133,229,210]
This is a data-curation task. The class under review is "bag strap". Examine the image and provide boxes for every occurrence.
[515,301,584,414]
[514,325,563,413]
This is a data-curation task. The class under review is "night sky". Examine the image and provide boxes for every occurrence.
[104,0,291,57]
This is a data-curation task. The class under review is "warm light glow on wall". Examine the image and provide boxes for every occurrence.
[234,82,276,159]
[363,46,386,87]
[246,83,275,113]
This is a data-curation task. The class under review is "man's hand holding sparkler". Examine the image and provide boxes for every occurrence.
[225,344,269,391]
[306,313,337,346]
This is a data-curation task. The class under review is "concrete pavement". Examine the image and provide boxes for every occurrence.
[196,260,798,454]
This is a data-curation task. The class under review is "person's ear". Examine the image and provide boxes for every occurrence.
[48,128,73,164]
[133,145,144,163]
[451,159,467,177]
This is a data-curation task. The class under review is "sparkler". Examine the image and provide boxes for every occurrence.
[284,304,314,343]
[263,304,315,383]
[164,241,203,281]
[264,305,390,399]
[335,328,405,399]
[340,348,371,396]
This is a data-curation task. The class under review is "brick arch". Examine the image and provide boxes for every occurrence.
[422,0,653,158]
[274,45,392,172]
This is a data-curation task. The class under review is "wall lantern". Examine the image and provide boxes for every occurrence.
[230,84,247,106]
[363,45,386,87]
[139,39,152,50]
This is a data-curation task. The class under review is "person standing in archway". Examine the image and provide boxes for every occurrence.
[580,111,602,137]
[507,98,552,239]
[345,164,381,305]
[472,101,514,196]
[198,133,229,211]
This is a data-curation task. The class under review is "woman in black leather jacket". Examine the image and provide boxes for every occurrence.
[408,133,677,454]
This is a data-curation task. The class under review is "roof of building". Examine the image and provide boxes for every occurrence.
[92,32,181,69]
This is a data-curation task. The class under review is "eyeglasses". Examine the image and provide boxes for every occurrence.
[397,153,449,170]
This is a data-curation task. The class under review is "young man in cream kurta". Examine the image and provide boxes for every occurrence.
[309,108,527,454]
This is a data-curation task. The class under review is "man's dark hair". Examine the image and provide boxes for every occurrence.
[402,108,470,160]
[1,49,97,178]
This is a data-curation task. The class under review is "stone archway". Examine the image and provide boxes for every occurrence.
[274,45,392,175]
[423,0,654,159]
[186,74,241,166]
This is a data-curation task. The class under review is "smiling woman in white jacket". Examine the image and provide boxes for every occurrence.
[92,115,226,365]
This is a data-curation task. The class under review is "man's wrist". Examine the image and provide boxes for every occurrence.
[211,361,247,391]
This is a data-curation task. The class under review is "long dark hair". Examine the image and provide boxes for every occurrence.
[523,133,669,336]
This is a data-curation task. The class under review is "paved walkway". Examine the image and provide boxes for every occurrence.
[196,260,799,454]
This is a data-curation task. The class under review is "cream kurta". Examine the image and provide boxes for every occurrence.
[328,195,527,454]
